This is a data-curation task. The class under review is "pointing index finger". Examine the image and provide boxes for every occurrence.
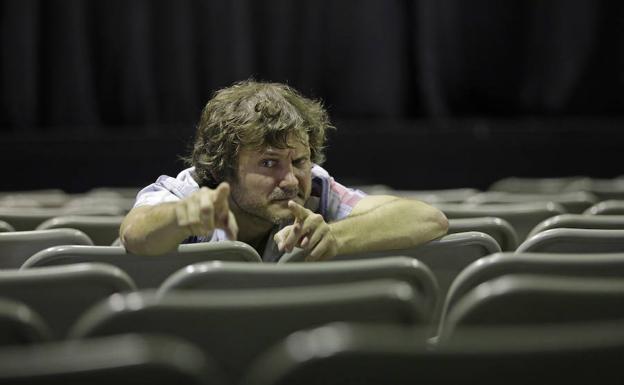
[288,200,311,221]
[213,181,229,205]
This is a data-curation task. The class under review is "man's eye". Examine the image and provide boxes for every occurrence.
[261,159,277,168]
[293,158,309,167]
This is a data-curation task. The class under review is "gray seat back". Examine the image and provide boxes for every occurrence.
[517,228,624,253]
[441,252,624,334]
[242,321,624,385]
[22,242,262,288]
[489,176,587,194]
[37,215,125,246]
[0,334,224,385]
[158,256,439,323]
[585,200,624,215]
[287,232,499,303]
[448,217,518,251]
[0,207,124,231]
[0,220,14,233]
[0,229,93,269]
[465,191,597,214]
[281,232,500,331]
[434,202,566,241]
[0,298,51,345]
[392,188,480,203]
[527,214,624,238]
[0,263,136,338]
[441,275,624,339]
[70,280,426,383]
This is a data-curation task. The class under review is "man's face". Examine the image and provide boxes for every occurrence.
[228,139,312,226]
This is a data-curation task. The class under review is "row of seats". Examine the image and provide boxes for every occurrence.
[1,266,624,384]
[2,222,624,330]
[2,201,624,251]
[5,250,624,339]
[3,320,623,385]
[1,181,624,384]
[2,181,624,244]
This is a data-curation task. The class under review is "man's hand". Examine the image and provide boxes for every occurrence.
[175,183,238,240]
[274,200,338,261]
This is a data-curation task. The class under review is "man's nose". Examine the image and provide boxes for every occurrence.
[279,165,299,188]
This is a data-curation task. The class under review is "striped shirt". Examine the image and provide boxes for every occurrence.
[133,164,366,261]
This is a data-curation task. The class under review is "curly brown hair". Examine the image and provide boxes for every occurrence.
[187,80,334,187]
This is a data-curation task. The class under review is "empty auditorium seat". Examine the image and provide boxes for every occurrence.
[440,275,624,339]
[87,186,141,199]
[392,188,480,203]
[0,263,136,338]
[0,334,224,385]
[447,217,518,251]
[0,189,69,208]
[527,214,624,238]
[0,206,124,231]
[22,241,262,288]
[572,179,624,201]
[63,196,135,213]
[282,231,500,329]
[433,202,566,241]
[516,228,624,253]
[440,252,624,334]
[584,200,624,215]
[489,176,586,194]
[0,229,93,269]
[36,215,125,246]
[70,280,425,383]
[158,257,439,323]
[465,191,598,214]
[0,220,14,233]
[242,321,624,385]
[0,298,51,345]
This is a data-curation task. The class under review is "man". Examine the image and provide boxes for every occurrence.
[120,81,448,261]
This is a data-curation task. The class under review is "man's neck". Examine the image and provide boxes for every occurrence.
[230,206,275,254]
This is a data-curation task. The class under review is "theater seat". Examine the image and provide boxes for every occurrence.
[158,256,439,324]
[241,321,624,385]
[0,229,93,269]
[527,214,624,238]
[516,228,624,253]
[22,241,261,288]
[447,217,518,251]
[36,215,125,246]
[440,275,624,339]
[0,220,14,233]
[0,334,224,385]
[0,263,136,338]
[0,298,51,345]
[585,200,624,215]
[70,280,426,383]
[440,252,624,335]
[434,202,566,241]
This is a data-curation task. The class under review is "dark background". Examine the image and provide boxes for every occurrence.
[1,0,623,192]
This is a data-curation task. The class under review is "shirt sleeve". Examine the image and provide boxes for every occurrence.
[133,168,200,208]
[326,178,367,221]
[311,164,367,222]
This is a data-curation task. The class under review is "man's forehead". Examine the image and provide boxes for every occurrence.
[243,142,310,157]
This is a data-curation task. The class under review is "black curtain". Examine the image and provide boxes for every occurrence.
[2,0,623,132]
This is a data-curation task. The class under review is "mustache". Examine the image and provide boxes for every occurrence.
[269,188,299,201]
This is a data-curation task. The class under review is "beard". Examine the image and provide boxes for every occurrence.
[229,184,303,226]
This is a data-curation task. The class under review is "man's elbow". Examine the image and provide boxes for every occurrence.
[430,208,449,238]
[414,205,449,244]
[119,223,146,255]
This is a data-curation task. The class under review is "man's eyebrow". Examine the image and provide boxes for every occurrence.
[261,149,286,156]
[260,147,311,157]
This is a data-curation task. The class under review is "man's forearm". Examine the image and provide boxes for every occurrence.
[120,204,190,256]
[329,196,449,256]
